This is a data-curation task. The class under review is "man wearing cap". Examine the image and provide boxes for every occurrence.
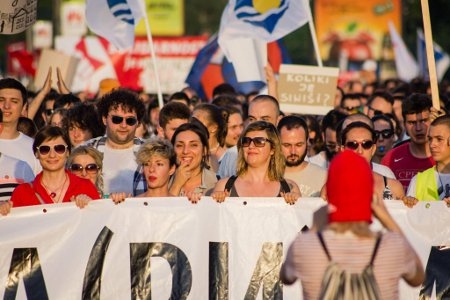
[281,150,424,298]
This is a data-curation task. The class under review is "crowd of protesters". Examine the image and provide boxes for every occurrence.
[1,66,450,210]
[3,64,450,296]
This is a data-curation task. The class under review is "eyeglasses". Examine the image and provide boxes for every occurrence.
[69,163,99,174]
[374,129,394,139]
[36,144,68,155]
[345,140,374,150]
[241,136,271,147]
[45,109,54,116]
[110,115,138,126]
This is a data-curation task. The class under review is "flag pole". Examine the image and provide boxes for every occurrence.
[302,0,322,67]
[140,0,164,109]
[420,0,440,110]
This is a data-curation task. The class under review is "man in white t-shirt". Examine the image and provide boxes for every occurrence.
[0,109,35,201]
[85,89,146,196]
[278,115,327,197]
[0,78,41,175]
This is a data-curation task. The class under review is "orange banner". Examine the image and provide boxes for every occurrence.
[315,0,401,62]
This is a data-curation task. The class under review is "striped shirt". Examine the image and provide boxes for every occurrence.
[283,230,417,300]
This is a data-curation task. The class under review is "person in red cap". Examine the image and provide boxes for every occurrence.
[280,150,424,299]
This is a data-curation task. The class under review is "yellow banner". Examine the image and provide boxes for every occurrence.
[135,0,184,37]
[315,0,401,61]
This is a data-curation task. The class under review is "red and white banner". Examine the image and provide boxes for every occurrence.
[0,198,449,299]
[55,36,208,95]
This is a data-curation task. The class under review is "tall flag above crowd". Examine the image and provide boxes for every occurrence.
[85,0,145,50]
[218,0,311,59]
[417,29,450,81]
[389,22,450,82]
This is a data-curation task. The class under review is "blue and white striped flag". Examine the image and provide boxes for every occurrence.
[86,0,145,50]
[417,29,450,81]
[388,22,419,82]
[218,0,311,59]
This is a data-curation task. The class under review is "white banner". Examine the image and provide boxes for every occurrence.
[0,198,449,299]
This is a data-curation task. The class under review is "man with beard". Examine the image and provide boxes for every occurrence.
[84,89,146,196]
[308,110,346,169]
[382,93,435,191]
[278,115,327,197]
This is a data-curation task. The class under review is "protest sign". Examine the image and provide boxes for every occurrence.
[0,0,37,35]
[278,64,339,115]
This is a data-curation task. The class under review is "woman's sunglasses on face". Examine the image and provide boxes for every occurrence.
[241,136,271,148]
[344,140,374,150]
[69,163,99,174]
[374,129,394,139]
[36,144,68,155]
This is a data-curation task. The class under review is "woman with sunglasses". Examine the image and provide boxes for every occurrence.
[371,115,396,164]
[211,121,301,204]
[169,122,218,203]
[1,126,100,213]
[67,146,104,198]
[331,121,404,201]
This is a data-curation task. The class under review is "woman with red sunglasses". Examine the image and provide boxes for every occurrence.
[211,121,301,204]
[1,126,99,215]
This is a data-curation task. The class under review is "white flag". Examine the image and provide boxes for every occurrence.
[218,0,311,59]
[417,29,450,81]
[85,0,145,50]
[388,22,419,82]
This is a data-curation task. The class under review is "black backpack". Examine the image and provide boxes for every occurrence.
[317,232,382,300]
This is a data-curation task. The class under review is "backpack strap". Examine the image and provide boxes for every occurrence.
[317,232,332,261]
[280,179,291,193]
[369,234,382,266]
[224,175,237,192]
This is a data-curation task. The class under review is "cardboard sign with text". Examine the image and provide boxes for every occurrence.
[278,64,339,115]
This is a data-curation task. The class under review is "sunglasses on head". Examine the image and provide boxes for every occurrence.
[342,106,360,112]
[36,144,68,155]
[110,115,138,126]
[69,163,99,173]
[345,140,374,150]
[375,129,394,139]
[241,136,271,147]
[368,106,383,115]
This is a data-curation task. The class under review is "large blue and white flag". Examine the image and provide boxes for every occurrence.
[85,0,145,50]
[417,29,450,81]
[388,22,419,82]
[218,0,311,59]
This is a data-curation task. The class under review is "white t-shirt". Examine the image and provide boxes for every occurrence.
[102,146,138,195]
[0,153,35,201]
[0,133,41,175]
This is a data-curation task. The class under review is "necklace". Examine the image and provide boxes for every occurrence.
[41,174,68,202]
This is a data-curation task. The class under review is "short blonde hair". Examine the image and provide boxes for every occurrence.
[236,121,285,181]
[136,138,176,167]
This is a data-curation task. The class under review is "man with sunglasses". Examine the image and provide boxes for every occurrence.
[84,89,146,197]
[277,115,327,197]
[381,93,435,191]
[0,78,41,175]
